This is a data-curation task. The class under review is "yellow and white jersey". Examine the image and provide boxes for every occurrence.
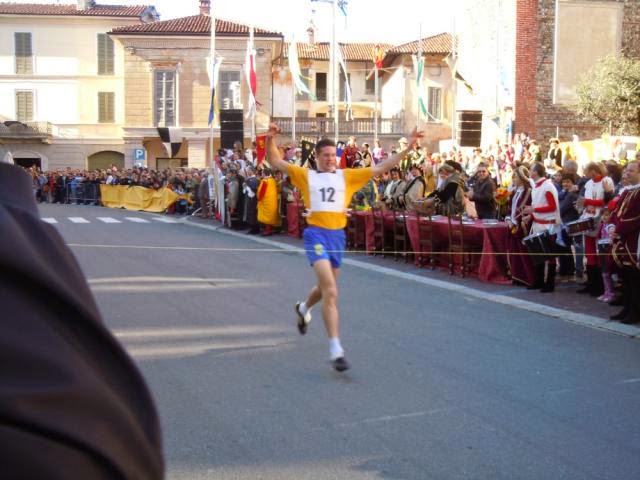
[287,165,373,230]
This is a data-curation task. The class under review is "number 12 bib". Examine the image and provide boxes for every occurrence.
[308,170,346,213]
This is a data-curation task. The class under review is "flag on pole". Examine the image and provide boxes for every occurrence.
[412,53,428,118]
[444,54,475,95]
[288,42,315,100]
[255,135,267,165]
[207,55,222,125]
[336,46,353,121]
[372,44,384,70]
[244,27,258,119]
[158,127,183,158]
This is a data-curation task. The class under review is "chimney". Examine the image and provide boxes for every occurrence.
[199,0,210,16]
[307,24,315,44]
[77,0,95,10]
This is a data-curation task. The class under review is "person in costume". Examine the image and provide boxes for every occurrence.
[506,166,535,286]
[265,122,423,372]
[522,162,562,293]
[257,168,281,236]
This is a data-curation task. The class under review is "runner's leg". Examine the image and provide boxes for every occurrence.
[313,260,340,338]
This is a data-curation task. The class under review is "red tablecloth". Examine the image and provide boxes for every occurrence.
[405,216,511,284]
[287,202,304,237]
[354,210,395,253]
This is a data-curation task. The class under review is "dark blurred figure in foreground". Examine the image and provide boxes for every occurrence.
[0,160,164,479]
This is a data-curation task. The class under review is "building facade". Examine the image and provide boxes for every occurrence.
[0,1,159,170]
[109,8,282,169]
[457,0,640,148]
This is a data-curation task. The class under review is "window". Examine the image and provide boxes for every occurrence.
[98,92,115,123]
[295,110,309,117]
[219,70,242,109]
[315,72,327,101]
[97,33,114,75]
[365,63,376,95]
[296,68,311,101]
[14,32,32,74]
[16,90,34,122]
[154,70,176,126]
[427,87,442,121]
[339,71,351,101]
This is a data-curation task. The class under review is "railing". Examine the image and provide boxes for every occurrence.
[0,121,53,141]
[273,117,403,137]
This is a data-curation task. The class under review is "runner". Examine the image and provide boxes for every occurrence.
[265,122,423,371]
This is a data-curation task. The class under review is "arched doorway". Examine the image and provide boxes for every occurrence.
[11,150,47,170]
[87,151,124,171]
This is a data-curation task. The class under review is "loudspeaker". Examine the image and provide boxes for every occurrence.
[456,110,482,147]
[220,109,244,149]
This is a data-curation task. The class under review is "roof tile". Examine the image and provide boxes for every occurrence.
[388,33,452,55]
[0,2,151,17]
[109,14,280,36]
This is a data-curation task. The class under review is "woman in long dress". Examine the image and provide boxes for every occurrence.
[506,166,536,286]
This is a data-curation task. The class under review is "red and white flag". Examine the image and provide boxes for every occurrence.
[244,27,257,119]
[255,135,267,165]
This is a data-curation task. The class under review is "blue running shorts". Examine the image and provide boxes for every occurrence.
[303,226,346,268]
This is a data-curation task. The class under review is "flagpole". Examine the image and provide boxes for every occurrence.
[417,22,422,133]
[332,0,338,144]
[292,62,296,145]
[209,3,220,222]
[374,65,379,143]
[451,16,457,145]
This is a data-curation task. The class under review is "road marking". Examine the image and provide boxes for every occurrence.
[152,217,179,223]
[41,217,58,224]
[182,219,640,339]
[97,217,121,223]
[125,217,150,223]
[68,217,90,224]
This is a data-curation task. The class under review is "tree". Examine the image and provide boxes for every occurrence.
[573,54,640,136]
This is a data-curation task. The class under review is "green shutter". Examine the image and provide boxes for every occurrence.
[98,92,115,123]
[15,32,33,74]
[16,91,34,122]
[97,34,114,75]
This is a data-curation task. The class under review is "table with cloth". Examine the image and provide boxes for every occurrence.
[405,215,512,284]
[356,212,512,283]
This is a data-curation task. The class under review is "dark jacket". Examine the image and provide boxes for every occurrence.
[0,164,164,479]
[472,176,497,219]
[559,189,580,223]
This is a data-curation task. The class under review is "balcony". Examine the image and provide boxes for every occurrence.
[273,117,403,137]
[0,121,54,143]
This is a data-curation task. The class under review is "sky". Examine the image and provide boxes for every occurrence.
[17,0,456,44]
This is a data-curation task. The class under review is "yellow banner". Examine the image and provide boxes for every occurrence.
[99,185,185,213]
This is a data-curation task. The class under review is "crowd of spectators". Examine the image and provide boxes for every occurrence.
[23,132,640,322]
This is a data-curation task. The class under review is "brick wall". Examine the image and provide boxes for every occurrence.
[531,0,640,147]
[515,0,539,138]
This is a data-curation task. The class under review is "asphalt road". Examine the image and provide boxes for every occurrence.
[40,203,640,480]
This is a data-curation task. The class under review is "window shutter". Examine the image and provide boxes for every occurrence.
[98,34,114,75]
[15,32,33,74]
[98,92,115,123]
[428,87,442,121]
[16,91,34,122]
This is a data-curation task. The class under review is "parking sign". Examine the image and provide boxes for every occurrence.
[134,148,145,162]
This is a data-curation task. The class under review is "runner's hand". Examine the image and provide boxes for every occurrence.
[406,127,424,147]
[266,122,282,138]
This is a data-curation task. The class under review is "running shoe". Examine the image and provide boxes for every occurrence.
[332,356,350,372]
[295,302,311,335]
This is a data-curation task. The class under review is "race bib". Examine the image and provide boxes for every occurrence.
[308,170,346,213]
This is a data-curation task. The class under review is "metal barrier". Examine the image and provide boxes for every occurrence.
[66,182,100,205]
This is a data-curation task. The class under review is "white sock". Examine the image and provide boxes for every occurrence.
[299,302,308,315]
[329,337,344,360]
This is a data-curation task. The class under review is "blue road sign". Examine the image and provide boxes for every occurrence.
[134,148,145,162]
